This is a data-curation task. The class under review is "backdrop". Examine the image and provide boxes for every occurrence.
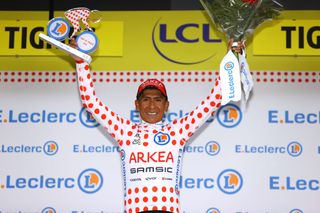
[1,70,319,213]
[1,10,320,213]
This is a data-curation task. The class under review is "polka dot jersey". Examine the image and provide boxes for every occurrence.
[76,62,222,213]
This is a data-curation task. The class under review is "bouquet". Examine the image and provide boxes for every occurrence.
[200,0,283,104]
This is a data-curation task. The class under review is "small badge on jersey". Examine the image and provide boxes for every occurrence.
[120,149,126,161]
[132,133,141,145]
[175,184,180,195]
[154,132,171,145]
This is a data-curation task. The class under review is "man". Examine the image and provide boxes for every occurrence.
[73,40,242,213]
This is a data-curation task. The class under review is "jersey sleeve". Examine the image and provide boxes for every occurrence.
[76,61,133,142]
[169,76,222,144]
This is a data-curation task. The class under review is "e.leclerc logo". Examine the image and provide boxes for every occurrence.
[0,168,103,194]
[217,169,243,194]
[42,207,56,213]
[152,18,222,65]
[235,141,303,157]
[216,104,242,128]
[179,169,243,194]
[0,140,59,156]
[0,107,99,128]
[154,132,171,145]
[78,168,103,193]
[206,207,221,213]
[270,175,320,191]
[2,207,57,213]
[268,109,320,125]
[289,209,303,213]
[205,141,221,156]
[224,61,234,70]
[79,107,99,128]
[43,141,59,156]
[170,141,221,156]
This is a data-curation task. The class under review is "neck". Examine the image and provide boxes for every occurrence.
[140,119,164,125]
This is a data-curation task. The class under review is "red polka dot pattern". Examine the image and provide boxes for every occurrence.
[2,71,318,84]
[74,64,223,212]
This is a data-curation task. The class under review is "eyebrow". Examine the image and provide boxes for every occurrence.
[138,90,166,100]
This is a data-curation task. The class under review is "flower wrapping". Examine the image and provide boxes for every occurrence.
[200,0,283,104]
[200,0,283,41]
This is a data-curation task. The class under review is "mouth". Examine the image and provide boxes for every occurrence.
[147,112,157,116]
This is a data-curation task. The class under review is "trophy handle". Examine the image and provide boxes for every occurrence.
[39,33,92,63]
[88,10,102,24]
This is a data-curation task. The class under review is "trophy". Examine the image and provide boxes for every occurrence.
[39,7,101,63]
[199,0,282,104]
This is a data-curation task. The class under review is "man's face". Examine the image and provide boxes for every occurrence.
[135,89,169,124]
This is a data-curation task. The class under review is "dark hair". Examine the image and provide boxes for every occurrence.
[136,86,168,100]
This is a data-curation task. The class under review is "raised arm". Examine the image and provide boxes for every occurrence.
[170,40,244,144]
[169,76,222,144]
[75,61,134,142]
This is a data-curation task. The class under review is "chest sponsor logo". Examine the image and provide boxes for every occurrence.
[154,132,171,145]
[129,151,174,175]
[129,151,174,163]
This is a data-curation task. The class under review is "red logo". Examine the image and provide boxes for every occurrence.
[129,151,174,163]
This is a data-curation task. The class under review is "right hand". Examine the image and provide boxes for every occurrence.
[228,39,245,54]
[68,38,83,62]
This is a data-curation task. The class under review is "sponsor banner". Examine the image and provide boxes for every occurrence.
[253,20,320,55]
[0,20,123,56]
[1,11,320,71]
[1,70,319,211]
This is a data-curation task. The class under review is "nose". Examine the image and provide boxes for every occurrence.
[149,100,156,109]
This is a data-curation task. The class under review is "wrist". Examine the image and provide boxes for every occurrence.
[75,59,85,64]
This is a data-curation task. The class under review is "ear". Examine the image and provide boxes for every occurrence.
[135,100,140,111]
[165,101,169,112]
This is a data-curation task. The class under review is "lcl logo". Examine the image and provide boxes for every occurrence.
[152,18,222,65]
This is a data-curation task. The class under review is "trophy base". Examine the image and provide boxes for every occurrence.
[39,33,92,64]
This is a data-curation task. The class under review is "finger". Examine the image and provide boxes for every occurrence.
[227,38,234,50]
[69,38,78,49]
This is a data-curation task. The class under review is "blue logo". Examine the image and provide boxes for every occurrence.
[0,140,61,156]
[289,209,303,213]
[205,141,220,156]
[79,107,100,128]
[78,168,103,194]
[268,110,320,125]
[1,168,103,194]
[154,132,170,145]
[0,108,103,128]
[152,18,222,65]
[43,141,59,156]
[224,62,234,70]
[287,141,303,157]
[235,141,303,157]
[47,17,70,41]
[217,104,242,128]
[217,169,243,194]
[269,176,320,191]
[42,207,56,213]
[76,31,98,53]
[0,109,76,124]
[206,208,221,213]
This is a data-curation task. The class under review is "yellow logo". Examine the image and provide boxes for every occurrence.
[0,20,123,56]
[253,20,320,55]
